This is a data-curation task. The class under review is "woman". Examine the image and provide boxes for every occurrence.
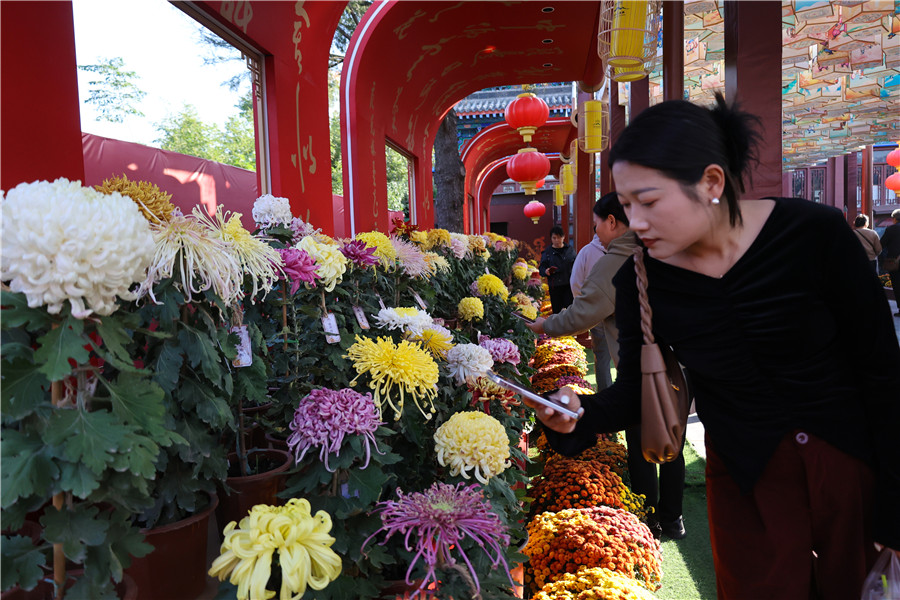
[527,94,900,599]
[852,214,882,272]
[527,194,686,540]
[538,225,576,313]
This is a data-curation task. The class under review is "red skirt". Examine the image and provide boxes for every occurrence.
[705,430,879,599]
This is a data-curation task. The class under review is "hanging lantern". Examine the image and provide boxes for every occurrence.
[504,93,550,143]
[598,1,661,72]
[886,171,900,193]
[887,148,900,168]
[560,163,576,195]
[524,200,546,224]
[611,65,650,82]
[507,147,551,196]
[554,184,565,206]
[578,99,609,154]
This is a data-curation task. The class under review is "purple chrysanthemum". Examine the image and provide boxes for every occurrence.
[469,280,481,296]
[287,387,384,471]
[556,375,593,389]
[340,239,380,267]
[362,482,512,597]
[478,336,522,365]
[277,248,320,294]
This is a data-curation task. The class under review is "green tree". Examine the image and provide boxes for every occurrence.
[78,57,146,123]
[219,96,256,170]
[385,145,410,214]
[154,104,222,161]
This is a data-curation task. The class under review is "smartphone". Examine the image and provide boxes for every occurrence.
[512,312,536,324]
[485,371,584,420]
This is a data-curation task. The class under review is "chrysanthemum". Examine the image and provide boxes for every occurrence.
[445,343,494,385]
[340,239,380,268]
[277,248,320,294]
[478,336,521,365]
[390,236,429,278]
[195,207,284,301]
[457,297,484,321]
[94,174,175,223]
[517,304,538,320]
[512,263,529,280]
[251,194,293,228]
[295,236,348,292]
[209,498,342,600]
[406,324,454,358]
[346,335,439,421]
[467,235,487,254]
[470,377,520,415]
[362,482,512,597]
[434,411,510,483]
[475,273,509,301]
[289,216,318,243]
[423,251,451,276]
[423,228,452,251]
[409,230,428,247]
[448,235,468,259]
[1,178,155,318]
[287,387,384,471]
[375,307,433,336]
[356,231,397,268]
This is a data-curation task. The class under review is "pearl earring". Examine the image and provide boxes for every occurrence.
[711,197,720,205]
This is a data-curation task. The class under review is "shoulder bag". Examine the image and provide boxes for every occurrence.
[634,246,691,464]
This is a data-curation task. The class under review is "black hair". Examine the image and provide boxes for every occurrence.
[608,92,761,227]
[854,215,868,228]
[593,192,629,226]
[549,225,565,237]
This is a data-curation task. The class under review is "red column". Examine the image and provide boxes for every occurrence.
[629,78,650,119]
[845,152,859,223]
[574,92,597,251]
[724,1,782,200]
[600,83,627,195]
[663,1,684,102]
[1,1,84,190]
[861,145,874,224]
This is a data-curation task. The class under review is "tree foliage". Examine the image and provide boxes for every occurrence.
[78,57,146,123]
[154,99,255,170]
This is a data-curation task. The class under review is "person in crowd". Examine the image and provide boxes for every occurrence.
[568,206,612,391]
[852,214,882,273]
[880,208,900,316]
[525,93,900,599]
[539,225,576,313]
[527,193,686,539]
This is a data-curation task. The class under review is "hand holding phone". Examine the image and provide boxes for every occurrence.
[546,266,559,275]
[485,372,583,420]
[512,312,536,324]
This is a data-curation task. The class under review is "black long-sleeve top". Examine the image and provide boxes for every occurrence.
[544,197,900,548]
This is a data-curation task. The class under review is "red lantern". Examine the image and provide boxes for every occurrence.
[886,171,900,193]
[505,93,549,143]
[887,148,900,168]
[524,200,546,224]
[535,178,546,190]
[507,148,551,196]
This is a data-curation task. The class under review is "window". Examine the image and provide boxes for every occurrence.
[791,170,806,199]
[810,168,825,203]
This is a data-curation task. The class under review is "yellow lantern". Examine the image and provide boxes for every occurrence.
[554,183,565,207]
[560,163,576,195]
[612,65,649,82]
[598,1,661,73]
[578,99,609,154]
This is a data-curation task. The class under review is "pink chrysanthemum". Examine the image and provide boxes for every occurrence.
[362,482,512,598]
[289,216,317,244]
[390,236,429,278]
[478,336,521,365]
[469,281,481,296]
[277,247,320,294]
[287,387,384,471]
[340,239,380,267]
[556,375,594,389]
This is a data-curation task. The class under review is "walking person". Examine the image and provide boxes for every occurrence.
[525,94,900,599]
[852,214,882,273]
[880,209,900,316]
[539,225,576,313]
[527,193,686,539]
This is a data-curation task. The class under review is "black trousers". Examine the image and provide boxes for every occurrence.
[548,285,573,314]
[625,425,686,523]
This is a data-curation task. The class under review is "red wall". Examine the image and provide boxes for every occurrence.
[489,190,555,262]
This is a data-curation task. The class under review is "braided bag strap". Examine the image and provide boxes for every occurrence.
[633,246,655,345]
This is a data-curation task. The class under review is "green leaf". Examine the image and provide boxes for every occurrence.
[40,503,108,563]
[176,377,233,430]
[0,357,50,420]
[1,429,59,508]
[178,323,224,386]
[43,408,128,476]
[94,315,134,365]
[0,290,54,331]
[0,535,47,591]
[34,316,90,381]
[104,372,167,439]
[151,339,184,394]
[116,431,160,479]
[58,461,103,498]
[345,463,390,507]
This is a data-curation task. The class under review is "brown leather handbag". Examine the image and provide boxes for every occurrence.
[634,247,691,464]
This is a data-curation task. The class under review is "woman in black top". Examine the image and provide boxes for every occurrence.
[527,94,900,599]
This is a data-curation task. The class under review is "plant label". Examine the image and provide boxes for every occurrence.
[352,305,370,329]
[230,325,253,367]
[321,313,341,343]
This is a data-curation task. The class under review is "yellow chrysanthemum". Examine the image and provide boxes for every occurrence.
[409,230,428,246]
[434,411,511,484]
[423,252,451,275]
[467,235,487,254]
[457,297,484,321]
[517,304,538,321]
[208,498,342,600]
[512,263,529,280]
[475,273,509,301]
[533,566,657,600]
[423,228,452,251]
[95,174,175,223]
[406,324,455,358]
[346,335,439,420]
[356,231,398,268]
[296,235,348,292]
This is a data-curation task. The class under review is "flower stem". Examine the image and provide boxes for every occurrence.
[50,372,65,600]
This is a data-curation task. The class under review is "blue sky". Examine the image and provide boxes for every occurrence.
[72,0,248,147]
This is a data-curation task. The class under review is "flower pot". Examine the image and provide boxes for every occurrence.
[265,431,289,452]
[216,449,292,529]
[2,570,138,600]
[125,492,218,600]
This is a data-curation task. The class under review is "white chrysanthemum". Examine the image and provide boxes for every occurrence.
[449,233,470,259]
[375,307,433,336]
[252,194,293,227]
[295,236,347,292]
[1,178,154,318]
[406,324,455,358]
[445,343,494,385]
